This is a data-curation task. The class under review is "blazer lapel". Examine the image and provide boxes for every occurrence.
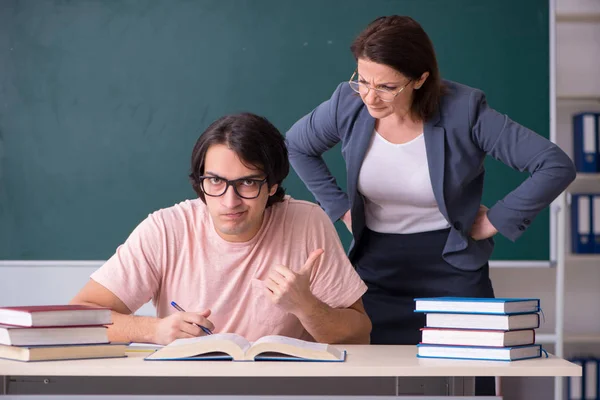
[347,107,375,203]
[424,111,449,221]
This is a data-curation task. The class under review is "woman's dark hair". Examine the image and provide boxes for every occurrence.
[350,15,445,121]
[189,113,289,207]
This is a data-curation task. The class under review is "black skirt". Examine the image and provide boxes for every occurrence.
[354,227,495,345]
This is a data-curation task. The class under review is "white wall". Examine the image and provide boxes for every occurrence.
[0,264,155,316]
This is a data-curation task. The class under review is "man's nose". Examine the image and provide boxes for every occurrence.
[221,184,243,207]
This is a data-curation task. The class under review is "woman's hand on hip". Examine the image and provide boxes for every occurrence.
[469,205,498,240]
[341,210,352,233]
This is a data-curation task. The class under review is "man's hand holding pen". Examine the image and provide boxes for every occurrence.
[152,306,215,345]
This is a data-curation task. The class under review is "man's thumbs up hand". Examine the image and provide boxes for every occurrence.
[261,249,324,316]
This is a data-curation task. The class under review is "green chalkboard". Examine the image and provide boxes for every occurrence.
[0,0,549,260]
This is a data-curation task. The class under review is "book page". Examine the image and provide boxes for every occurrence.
[127,343,164,353]
[145,333,252,360]
[246,335,343,361]
[252,335,328,352]
[169,333,251,352]
[128,342,164,348]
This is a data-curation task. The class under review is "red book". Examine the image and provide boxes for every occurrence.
[0,305,112,327]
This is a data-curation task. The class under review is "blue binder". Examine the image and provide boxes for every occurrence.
[571,194,595,254]
[594,195,600,254]
[568,359,583,400]
[573,113,599,173]
[583,359,599,400]
[567,358,600,400]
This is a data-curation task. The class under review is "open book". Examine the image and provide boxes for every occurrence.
[145,333,346,362]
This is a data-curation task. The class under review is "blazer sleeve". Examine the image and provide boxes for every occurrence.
[285,83,351,222]
[469,89,576,241]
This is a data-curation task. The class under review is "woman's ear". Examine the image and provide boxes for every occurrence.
[415,71,430,89]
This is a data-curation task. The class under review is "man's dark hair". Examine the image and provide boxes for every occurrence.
[189,112,289,207]
[351,15,445,121]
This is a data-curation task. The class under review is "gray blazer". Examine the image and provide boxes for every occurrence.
[285,80,576,271]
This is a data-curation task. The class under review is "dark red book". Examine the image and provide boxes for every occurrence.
[0,305,112,327]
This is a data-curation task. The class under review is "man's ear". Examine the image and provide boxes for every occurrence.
[269,184,278,196]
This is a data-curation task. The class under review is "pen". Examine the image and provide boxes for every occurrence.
[170,301,213,335]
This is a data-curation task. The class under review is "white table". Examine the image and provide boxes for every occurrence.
[0,345,581,397]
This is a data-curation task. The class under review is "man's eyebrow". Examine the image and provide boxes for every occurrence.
[204,171,265,180]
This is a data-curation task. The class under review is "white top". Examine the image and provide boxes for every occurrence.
[0,345,581,378]
[358,131,450,234]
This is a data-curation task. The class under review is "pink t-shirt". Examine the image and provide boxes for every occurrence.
[91,196,367,341]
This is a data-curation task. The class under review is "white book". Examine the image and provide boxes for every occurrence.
[421,328,535,347]
[425,312,540,330]
[0,324,108,346]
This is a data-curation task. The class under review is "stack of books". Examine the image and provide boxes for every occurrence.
[414,297,543,361]
[0,305,127,361]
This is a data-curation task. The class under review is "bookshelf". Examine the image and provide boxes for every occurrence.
[557,95,600,102]
[534,4,600,400]
[572,173,600,182]
[567,174,600,196]
[556,13,600,23]
[538,333,600,344]
[565,254,600,267]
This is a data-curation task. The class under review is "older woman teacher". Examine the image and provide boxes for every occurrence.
[285,15,575,395]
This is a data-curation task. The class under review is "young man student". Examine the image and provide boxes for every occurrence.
[71,113,371,345]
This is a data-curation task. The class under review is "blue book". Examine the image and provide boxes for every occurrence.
[573,112,599,173]
[416,343,542,361]
[414,297,540,315]
[144,333,345,362]
[571,194,595,254]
